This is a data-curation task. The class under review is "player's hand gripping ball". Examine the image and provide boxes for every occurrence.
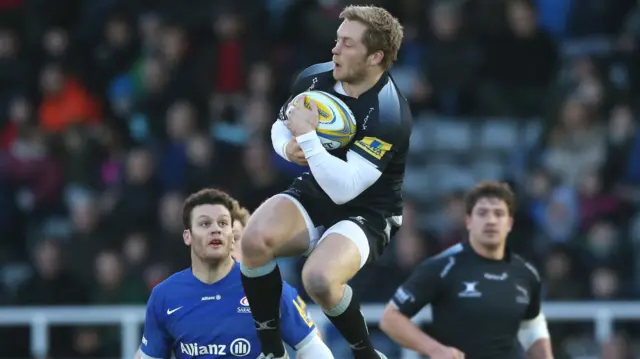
[285,91,357,150]
[285,93,319,137]
[284,138,308,166]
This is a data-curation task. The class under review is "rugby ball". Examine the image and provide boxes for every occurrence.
[288,91,357,150]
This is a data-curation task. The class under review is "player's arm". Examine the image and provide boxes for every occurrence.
[380,258,452,357]
[272,119,294,161]
[279,284,335,359]
[139,289,171,359]
[296,116,406,204]
[519,265,553,359]
[272,66,320,163]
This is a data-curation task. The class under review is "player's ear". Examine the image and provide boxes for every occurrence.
[465,215,472,231]
[368,51,384,67]
[183,229,192,246]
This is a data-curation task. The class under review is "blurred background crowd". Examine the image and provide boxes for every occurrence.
[0,0,639,358]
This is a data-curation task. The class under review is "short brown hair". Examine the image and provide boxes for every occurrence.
[464,181,516,216]
[233,206,251,227]
[339,5,404,69]
[182,188,237,229]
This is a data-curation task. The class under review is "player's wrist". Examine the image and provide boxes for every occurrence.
[294,130,317,142]
[296,131,324,159]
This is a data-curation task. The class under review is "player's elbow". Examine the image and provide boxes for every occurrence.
[328,163,381,205]
[271,119,292,160]
[380,303,404,336]
[325,178,368,205]
[321,178,359,204]
[379,306,393,333]
[328,192,352,205]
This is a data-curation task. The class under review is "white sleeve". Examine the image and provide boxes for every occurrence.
[271,120,293,161]
[518,313,550,350]
[295,331,335,359]
[296,131,382,204]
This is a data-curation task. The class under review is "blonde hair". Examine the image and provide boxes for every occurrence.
[227,196,250,226]
[234,206,251,227]
[339,5,404,69]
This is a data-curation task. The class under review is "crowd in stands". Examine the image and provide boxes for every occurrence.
[0,0,639,357]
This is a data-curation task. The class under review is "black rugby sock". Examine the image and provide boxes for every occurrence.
[324,285,379,359]
[240,262,285,357]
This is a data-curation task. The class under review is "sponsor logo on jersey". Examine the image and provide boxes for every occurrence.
[230,338,251,356]
[354,137,392,160]
[484,272,508,281]
[179,339,251,357]
[238,296,251,313]
[393,287,415,304]
[202,294,222,301]
[458,281,482,298]
[167,306,183,315]
[180,342,227,356]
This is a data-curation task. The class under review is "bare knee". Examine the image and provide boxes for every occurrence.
[240,202,300,261]
[240,195,311,266]
[240,224,277,264]
[302,265,338,301]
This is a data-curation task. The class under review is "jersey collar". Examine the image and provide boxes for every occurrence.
[360,71,389,99]
[188,262,241,288]
[462,240,512,263]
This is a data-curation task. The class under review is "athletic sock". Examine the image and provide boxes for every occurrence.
[240,261,286,357]
[324,285,378,359]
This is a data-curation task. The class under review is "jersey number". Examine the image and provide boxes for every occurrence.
[292,296,314,328]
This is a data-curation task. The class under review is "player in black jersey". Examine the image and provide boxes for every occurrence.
[380,182,554,359]
[239,5,411,359]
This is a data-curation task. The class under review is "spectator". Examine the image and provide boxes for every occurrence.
[1,1,639,357]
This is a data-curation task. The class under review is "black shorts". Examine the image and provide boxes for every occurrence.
[281,185,398,266]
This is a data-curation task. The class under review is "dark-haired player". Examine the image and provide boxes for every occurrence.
[380,182,553,359]
[240,5,412,359]
[138,189,333,359]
